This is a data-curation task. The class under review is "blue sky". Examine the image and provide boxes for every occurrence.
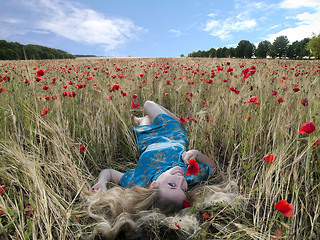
[1,0,320,57]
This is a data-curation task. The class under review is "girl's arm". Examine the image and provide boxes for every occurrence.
[181,150,216,176]
[92,169,124,191]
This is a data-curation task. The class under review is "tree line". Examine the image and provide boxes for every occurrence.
[188,34,320,59]
[0,40,75,60]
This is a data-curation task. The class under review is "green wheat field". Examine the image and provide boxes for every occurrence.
[0,57,319,239]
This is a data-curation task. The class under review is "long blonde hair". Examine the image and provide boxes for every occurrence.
[86,180,239,239]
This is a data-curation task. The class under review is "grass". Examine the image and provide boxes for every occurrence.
[0,57,319,239]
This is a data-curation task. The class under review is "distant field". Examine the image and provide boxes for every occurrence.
[0,57,319,239]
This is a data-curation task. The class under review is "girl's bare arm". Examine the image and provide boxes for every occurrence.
[92,169,124,191]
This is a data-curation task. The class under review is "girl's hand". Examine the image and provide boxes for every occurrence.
[181,150,199,165]
[92,181,107,191]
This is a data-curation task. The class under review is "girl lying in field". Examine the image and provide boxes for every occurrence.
[88,101,238,239]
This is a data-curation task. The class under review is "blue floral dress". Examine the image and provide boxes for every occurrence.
[119,114,211,188]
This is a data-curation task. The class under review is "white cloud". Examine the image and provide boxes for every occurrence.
[279,0,320,8]
[2,18,22,24]
[270,24,280,29]
[3,0,144,51]
[169,29,182,37]
[267,0,320,42]
[204,12,257,40]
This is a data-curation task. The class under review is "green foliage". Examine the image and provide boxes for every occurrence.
[236,40,254,58]
[0,40,75,60]
[269,36,290,58]
[256,40,271,58]
[307,33,320,58]
[74,55,97,58]
[188,35,311,59]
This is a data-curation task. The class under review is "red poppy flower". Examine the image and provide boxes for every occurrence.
[201,101,206,105]
[132,94,138,99]
[274,200,294,217]
[175,222,181,229]
[299,122,316,134]
[202,212,213,220]
[24,204,35,216]
[36,77,41,82]
[223,79,228,82]
[42,85,49,90]
[271,229,282,240]
[272,91,277,96]
[293,87,300,92]
[112,84,120,91]
[301,98,308,106]
[234,90,240,95]
[183,200,191,208]
[180,116,187,123]
[247,115,251,121]
[263,154,275,164]
[226,67,233,72]
[0,185,5,195]
[36,69,45,77]
[131,101,140,109]
[247,96,260,107]
[44,96,50,101]
[41,108,50,117]
[186,159,199,176]
[312,139,319,148]
[217,66,223,71]
[80,145,85,152]
[277,98,284,103]
[62,91,67,97]
[187,116,196,122]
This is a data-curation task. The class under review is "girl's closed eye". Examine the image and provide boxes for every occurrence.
[182,188,187,194]
[168,182,176,187]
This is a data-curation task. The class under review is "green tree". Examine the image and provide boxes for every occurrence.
[216,48,223,58]
[256,40,271,58]
[287,41,299,59]
[229,47,236,58]
[236,40,252,58]
[296,38,310,59]
[244,43,256,58]
[208,48,216,58]
[307,33,320,58]
[0,40,75,60]
[270,36,289,58]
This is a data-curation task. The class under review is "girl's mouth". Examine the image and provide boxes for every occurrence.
[171,166,184,176]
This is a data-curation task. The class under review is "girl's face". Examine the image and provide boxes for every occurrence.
[150,166,188,204]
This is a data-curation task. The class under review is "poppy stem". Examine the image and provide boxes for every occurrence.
[10,80,22,143]
[305,134,312,194]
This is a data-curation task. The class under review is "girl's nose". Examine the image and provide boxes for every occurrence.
[177,176,186,186]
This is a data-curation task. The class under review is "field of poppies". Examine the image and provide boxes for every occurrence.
[0,57,319,239]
